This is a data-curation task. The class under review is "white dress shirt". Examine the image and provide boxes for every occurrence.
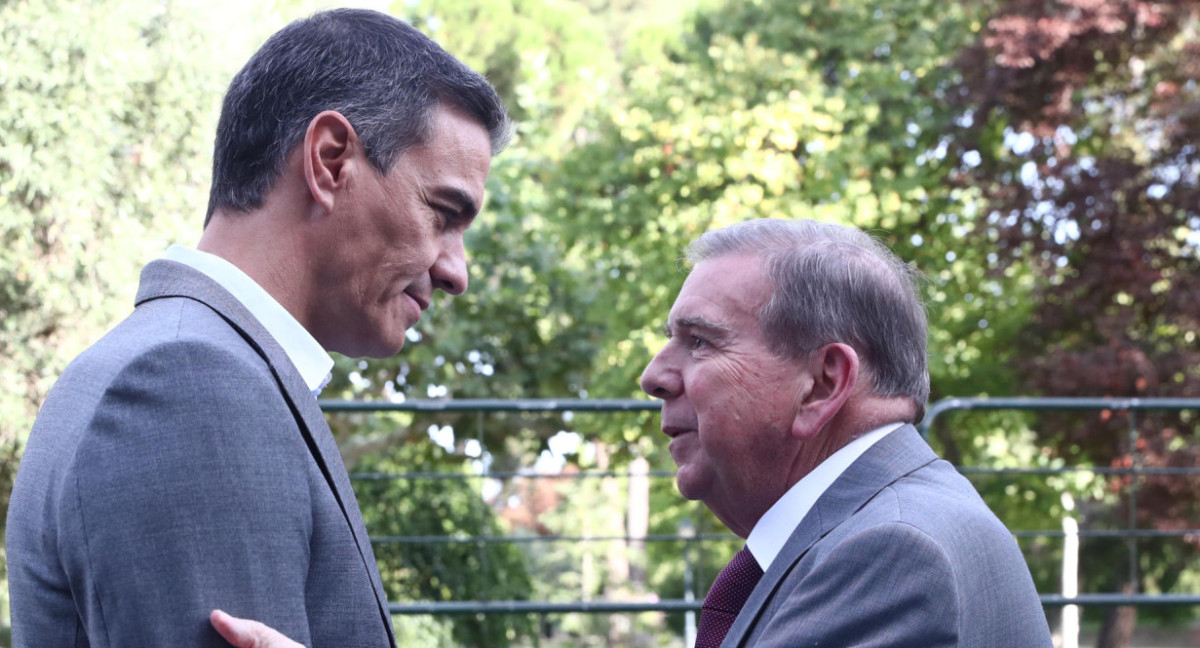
[163,245,333,396]
[746,422,905,572]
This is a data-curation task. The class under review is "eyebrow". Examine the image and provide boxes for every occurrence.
[432,186,480,221]
[667,315,733,340]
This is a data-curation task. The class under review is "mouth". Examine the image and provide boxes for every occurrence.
[661,426,695,439]
[403,290,430,312]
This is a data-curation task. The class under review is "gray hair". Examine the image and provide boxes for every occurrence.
[687,218,929,420]
[205,8,513,224]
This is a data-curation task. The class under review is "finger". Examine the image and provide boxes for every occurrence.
[210,609,263,648]
[216,607,295,648]
[210,610,305,648]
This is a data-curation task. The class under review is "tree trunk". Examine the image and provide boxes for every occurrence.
[1095,584,1137,648]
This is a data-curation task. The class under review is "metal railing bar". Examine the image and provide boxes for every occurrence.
[351,469,680,481]
[1039,594,1200,607]
[956,466,1200,476]
[322,398,660,413]
[390,600,701,615]
[1128,409,1141,594]
[327,395,1200,424]
[371,533,739,545]
[323,397,1200,614]
[388,594,1200,615]
[348,466,1200,481]
[370,529,1200,545]
[919,396,1200,435]
[1011,529,1200,539]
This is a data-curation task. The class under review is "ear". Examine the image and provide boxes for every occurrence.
[791,343,859,441]
[302,110,360,213]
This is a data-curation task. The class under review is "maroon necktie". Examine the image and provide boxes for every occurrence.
[695,546,763,648]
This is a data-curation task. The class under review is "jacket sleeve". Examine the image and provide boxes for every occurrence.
[749,522,959,648]
[58,339,315,648]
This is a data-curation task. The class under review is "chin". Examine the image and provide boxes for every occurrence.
[363,325,411,358]
[369,341,406,359]
[674,473,708,502]
[341,337,406,360]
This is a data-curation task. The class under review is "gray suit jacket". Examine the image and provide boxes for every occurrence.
[722,425,1052,647]
[7,260,397,648]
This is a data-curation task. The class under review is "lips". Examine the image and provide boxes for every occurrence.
[661,425,696,439]
[403,290,430,312]
[665,426,698,467]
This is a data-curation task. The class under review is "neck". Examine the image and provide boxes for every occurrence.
[779,395,915,505]
[197,205,313,330]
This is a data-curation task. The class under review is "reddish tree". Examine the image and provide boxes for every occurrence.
[953,1,1200,644]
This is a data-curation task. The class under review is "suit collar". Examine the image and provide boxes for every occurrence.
[720,424,937,647]
[137,261,314,400]
[159,246,333,393]
[747,422,903,572]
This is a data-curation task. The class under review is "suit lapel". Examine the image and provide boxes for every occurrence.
[720,425,937,648]
[136,260,396,647]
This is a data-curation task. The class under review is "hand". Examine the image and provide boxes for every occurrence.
[210,610,305,648]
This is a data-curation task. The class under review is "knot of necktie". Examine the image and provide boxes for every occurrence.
[695,546,763,648]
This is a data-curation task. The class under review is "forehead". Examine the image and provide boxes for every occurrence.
[405,105,492,197]
[669,254,772,329]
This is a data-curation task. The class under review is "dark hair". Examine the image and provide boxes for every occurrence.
[687,219,930,421]
[205,8,512,223]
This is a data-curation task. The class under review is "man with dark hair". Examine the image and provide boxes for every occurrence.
[639,218,1053,647]
[6,8,510,647]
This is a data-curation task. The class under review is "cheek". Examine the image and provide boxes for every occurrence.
[706,362,759,410]
[377,232,439,274]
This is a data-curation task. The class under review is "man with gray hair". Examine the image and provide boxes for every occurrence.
[639,218,1052,647]
[7,9,510,647]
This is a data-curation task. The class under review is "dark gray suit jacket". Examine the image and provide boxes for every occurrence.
[723,425,1053,647]
[7,260,396,647]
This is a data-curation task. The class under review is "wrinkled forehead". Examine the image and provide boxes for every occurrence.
[669,254,773,327]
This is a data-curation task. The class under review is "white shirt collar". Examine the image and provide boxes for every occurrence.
[163,245,334,396]
[746,421,904,572]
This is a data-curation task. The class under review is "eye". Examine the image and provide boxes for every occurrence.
[433,206,456,227]
[688,335,709,350]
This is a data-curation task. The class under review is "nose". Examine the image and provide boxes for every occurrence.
[640,347,680,400]
[431,233,468,295]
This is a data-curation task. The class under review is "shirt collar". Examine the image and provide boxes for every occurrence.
[746,421,904,572]
[163,245,334,396]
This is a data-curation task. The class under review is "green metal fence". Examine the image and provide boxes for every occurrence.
[322,396,1200,615]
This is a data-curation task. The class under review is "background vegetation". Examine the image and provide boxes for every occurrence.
[1,0,1197,646]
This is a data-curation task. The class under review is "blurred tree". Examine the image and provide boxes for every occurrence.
[0,0,219,478]
[0,0,223,629]
[953,1,1200,644]
[402,0,616,139]
[353,437,533,648]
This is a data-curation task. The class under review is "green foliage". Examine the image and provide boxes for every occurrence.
[0,0,218,449]
[543,0,1032,418]
[571,0,714,67]
[353,439,533,647]
[398,0,615,138]
[0,0,230,631]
